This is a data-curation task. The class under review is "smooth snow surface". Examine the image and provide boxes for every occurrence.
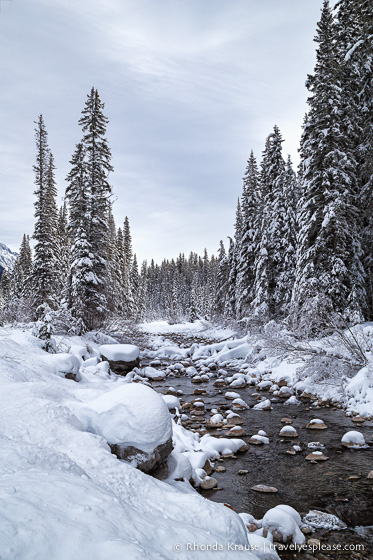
[0,328,259,560]
[99,343,139,361]
[77,383,172,452]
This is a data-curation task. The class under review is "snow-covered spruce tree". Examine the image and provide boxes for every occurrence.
[0,270,11,305]
[226,200,243,318]
[32,303,56,353]
[272,155,297,317]
[335,0,373,318]
[291,1,366,330]
[57,200,70,296]
[215,240,229,317]
[11,234,32,301]
[252,126,292,319]
[122,216,136,318]
[66,89,114,331]
[131,254,139,308]
[235,151,261,318]
[65,142,91,333]
[106,204,125,317]
[137,261,148,321]
[31,117,59,316]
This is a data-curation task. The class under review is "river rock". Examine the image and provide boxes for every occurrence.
[341,431,367,449]
[205,421,224,429]
[214,465,226,473]
[191,376,203,384]
[214,379,227,387]
[308,538,321,547]
[237,444,248,453]
[367,471,373,479]
[306,419,328,430]
[225,415,243,426]
[99,344,140,375]
[202,459,213,475]
[279,426,298,438]
[110,437,173,474]
[351,416,366,423]
[238,470,249,475]
[200,477,218,490]
[281,417,293,424]
[226,426,245,437]
[194,388,207,395]
[251,485,278,493]
[225,391,241,400]
[305,452,329,461]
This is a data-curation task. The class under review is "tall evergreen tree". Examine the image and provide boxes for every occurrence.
[252,126,288,318]
[65,142,92,332]
[292,1,365,328]
[236,151,261,318]
[215,240,229,317]
[31,116,59,315]
[66,89,114,330]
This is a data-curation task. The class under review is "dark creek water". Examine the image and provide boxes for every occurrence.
[150,369,373,559]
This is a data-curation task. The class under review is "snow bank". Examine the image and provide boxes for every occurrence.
[77,383,172,452]
[0,327,261,560]
[345,366,373,417]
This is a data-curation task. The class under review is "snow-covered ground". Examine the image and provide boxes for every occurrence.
[139,319,236,340]
[0,325,310,560]
[1,321,367,559]
[142,321,373,418]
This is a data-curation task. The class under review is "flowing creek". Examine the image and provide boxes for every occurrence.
[154,372,373,559]
[118,330,373,558]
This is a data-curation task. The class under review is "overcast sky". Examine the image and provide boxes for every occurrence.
[0,0,332,263]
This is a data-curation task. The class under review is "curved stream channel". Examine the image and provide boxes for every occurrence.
[117,330,373,560]
[153,372,373,558]
[118,330,373,558]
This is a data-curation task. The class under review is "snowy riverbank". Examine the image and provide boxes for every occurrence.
[0,322,371,559]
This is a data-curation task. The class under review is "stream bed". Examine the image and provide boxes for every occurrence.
[152,368,373,559]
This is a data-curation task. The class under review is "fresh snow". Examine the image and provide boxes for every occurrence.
[76,383,172,452]
[0,327,260,560]
[99,343,139,362]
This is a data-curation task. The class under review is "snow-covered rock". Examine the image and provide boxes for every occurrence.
[279,426,298,438]
[253,399,272,411]
[303,510,347,531]
[99,344,140,375]
[262,505,305,544]
[162,395,181,410]
[77,383,173,472]
[341,431,368,449]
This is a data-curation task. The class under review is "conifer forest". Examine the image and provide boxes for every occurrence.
[1,3,373,559]
[1,1,371,338]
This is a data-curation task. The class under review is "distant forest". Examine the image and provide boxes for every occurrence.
[0,1,372,340]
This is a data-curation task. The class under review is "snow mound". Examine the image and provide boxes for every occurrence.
[77,383,172,452]
[253,399,272,410]
[162,395,181,410]
[262,505,305,544]
[99,344,139,361]
[341,430,367,448]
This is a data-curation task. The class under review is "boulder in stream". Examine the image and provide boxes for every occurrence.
[99,344,140,375]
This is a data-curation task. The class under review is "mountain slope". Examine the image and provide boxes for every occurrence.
[0,243,18,278]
